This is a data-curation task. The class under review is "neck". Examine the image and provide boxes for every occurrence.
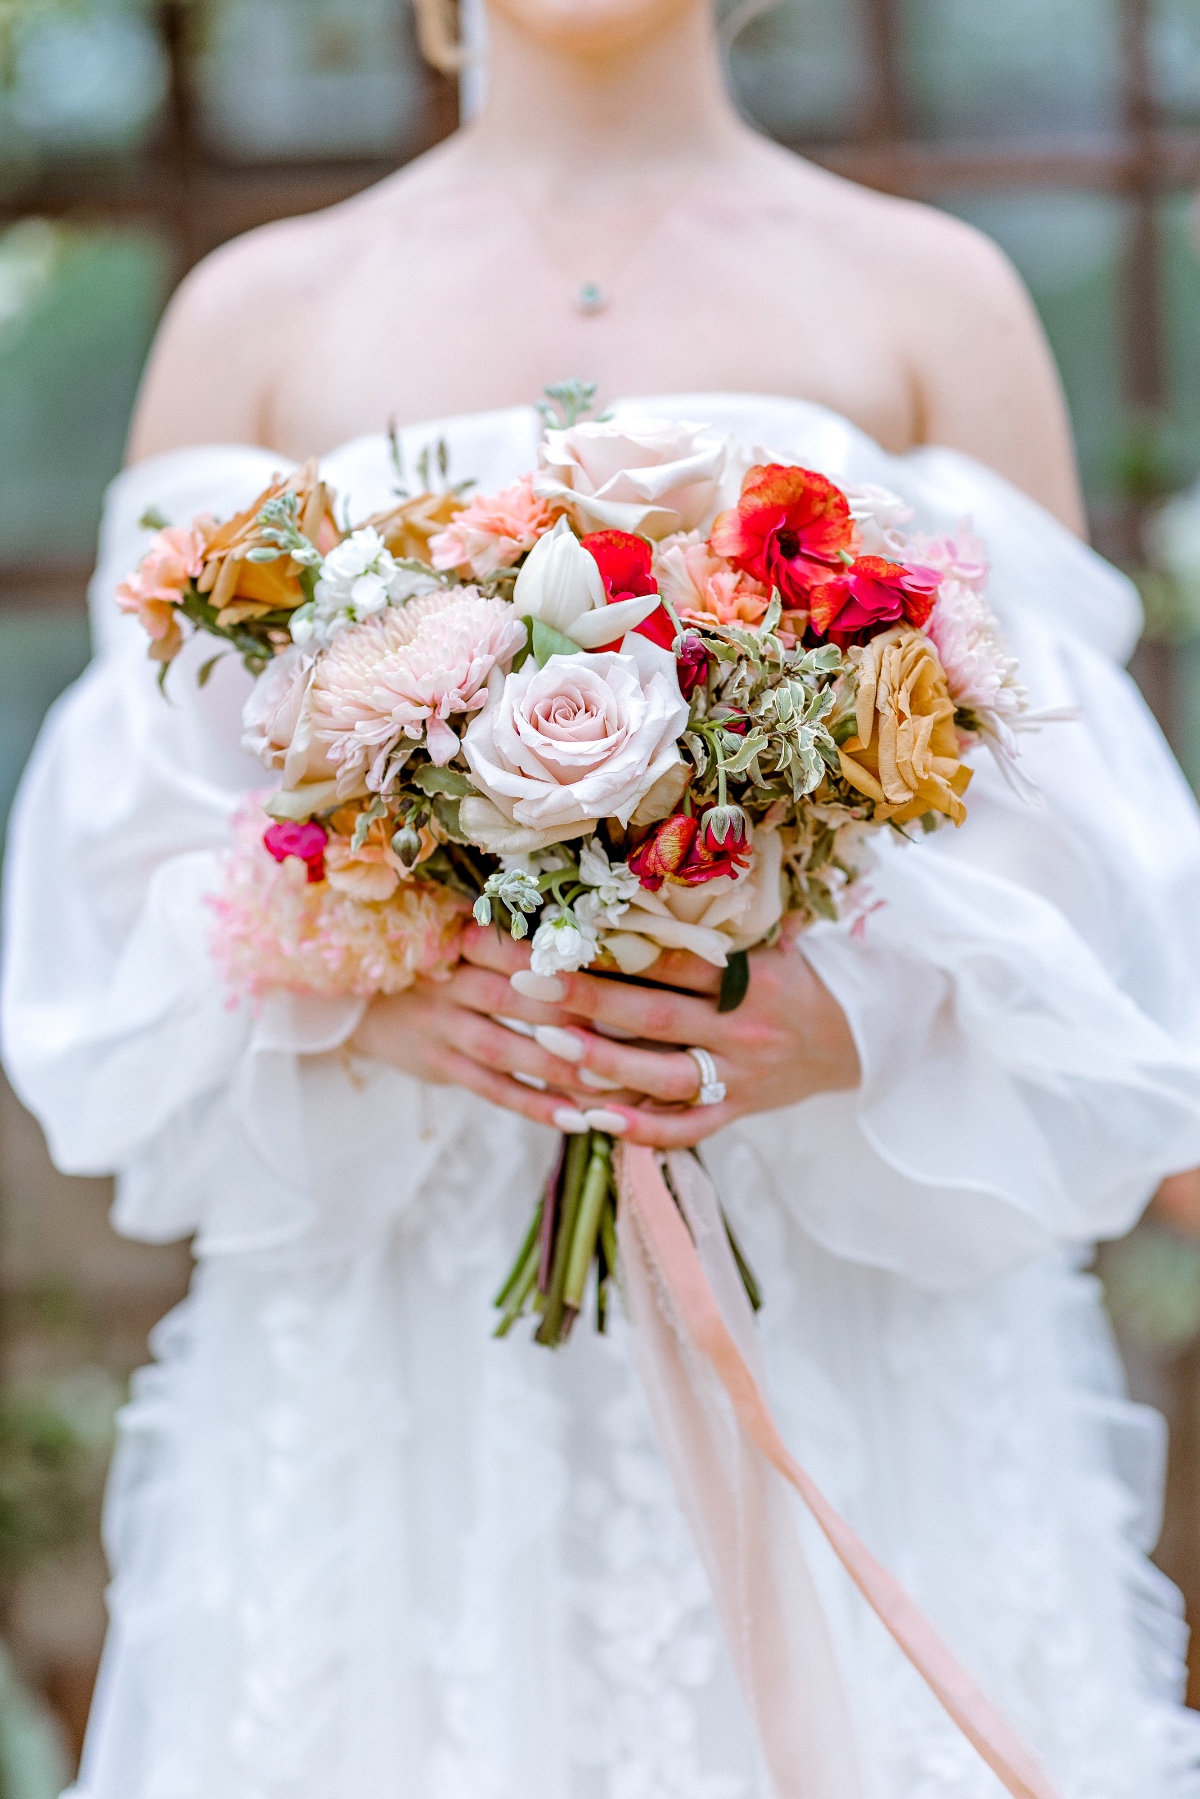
[463,3,749,198]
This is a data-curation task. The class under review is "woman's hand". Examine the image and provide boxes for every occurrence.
[465,926,861,1148]
[348,938,643,1132]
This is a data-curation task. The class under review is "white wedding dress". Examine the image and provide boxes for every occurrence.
[6,393,1200,1799]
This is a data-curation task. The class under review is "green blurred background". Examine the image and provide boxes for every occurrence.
[5,0,1200,1787]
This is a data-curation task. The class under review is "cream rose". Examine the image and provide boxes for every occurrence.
[605,826,785,970]
[461,637,688,847]
[241,645,348,820]
[534,419,726,540]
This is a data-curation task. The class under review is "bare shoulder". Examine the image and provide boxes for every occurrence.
[125,149,451,463]
[750,143,1084,529]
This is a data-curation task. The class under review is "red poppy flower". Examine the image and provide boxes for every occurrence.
[709,465,853,608]
[808,556,941,649]
[264,819,328,884]
[628,812,750,891]
[581,529,675,652]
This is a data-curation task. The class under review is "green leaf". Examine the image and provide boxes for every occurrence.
[531,616,582,667]
[350,798,388,854]
[196,653,226,688]
[139,506,170,531]
[411,764,475,798]
[432,794,466,840]
[718,949,750,1014]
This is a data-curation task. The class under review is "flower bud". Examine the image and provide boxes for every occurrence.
[674,632,709,699]
[699,805,748,854]
[391,824,423,867]
[627,813,698,891]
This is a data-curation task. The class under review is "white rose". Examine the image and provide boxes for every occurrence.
[462,640,688,842]
[607,826,785,968]
[534,419,726,540]
[513,516,662,648]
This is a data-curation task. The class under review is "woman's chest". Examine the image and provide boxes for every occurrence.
[263,201,920,460]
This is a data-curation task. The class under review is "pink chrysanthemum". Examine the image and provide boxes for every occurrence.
[208,802,468,999]
[428,474,557,579]
[309,586,526,783]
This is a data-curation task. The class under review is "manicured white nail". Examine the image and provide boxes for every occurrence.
[578,1067,621,1092]
[499,1015,537,1038]
[513,1071,547,1090]
[584,1109,629,1134]
[552,1106,591,1133]
[535,1025,585,1062]
[511,970,565,1002]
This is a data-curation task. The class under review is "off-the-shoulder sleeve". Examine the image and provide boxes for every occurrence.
[0,450,375,1251]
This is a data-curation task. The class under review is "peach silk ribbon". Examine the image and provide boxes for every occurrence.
[615,1141,1061,1799]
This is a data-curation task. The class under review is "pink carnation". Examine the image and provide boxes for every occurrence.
[310,586,527,784]
[654,531,770,627]
[115,522,211,661]
[905,523,989,592]
[209,802,468,999]
[428,474,557,579]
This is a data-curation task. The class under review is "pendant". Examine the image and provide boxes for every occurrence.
[575,281,607,316]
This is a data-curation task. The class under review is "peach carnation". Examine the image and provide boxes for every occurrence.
[310,587,527,787]
[654,531,771,627]
[116,523,211,662]
[429,473,557,579]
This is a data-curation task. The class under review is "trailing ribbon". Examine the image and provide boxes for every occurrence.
[616,1141,1061,1799]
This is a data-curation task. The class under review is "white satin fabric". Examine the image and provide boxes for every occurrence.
[6,394,1200,1798]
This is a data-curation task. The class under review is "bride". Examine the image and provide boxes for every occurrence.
[6,0,1200,1792]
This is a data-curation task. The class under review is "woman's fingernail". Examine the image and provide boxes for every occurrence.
[584,1109,629,1134]
[552,1106,591,1133]
[578,1067,621,1092]
[513,1071,547,1090]
[498,1015,538,1039]
[535,1025,585,1062]
[511,970,565,1002]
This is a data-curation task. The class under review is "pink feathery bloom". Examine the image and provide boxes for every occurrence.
[926,578,1025,724]
[115,522,211,662]
[210,803,468,1000]
[654,532,771,628]
[428,474,558,579]
[310,586,527,783]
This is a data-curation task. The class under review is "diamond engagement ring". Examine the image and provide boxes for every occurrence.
[686,1046,726,1107]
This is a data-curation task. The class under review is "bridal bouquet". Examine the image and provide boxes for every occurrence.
[118,385,1034,1346]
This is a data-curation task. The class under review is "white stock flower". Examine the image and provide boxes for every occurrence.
[577,836,640,923]
[291,527,439,649]
[534,418,726,540]
[529,906,600,977]
[844,484,915,557]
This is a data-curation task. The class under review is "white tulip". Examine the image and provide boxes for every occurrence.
[512,516,605,634]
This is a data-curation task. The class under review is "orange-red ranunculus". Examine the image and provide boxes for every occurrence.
[709,464,854,608]
[581,529,675,652]
[809,555,941,649]
[628,812,751,890]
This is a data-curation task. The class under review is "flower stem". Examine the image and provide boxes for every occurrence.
[493,1228,542,1337]
[536,1130,592,1346]
[493,1198,543,1309]
[563,1136,613,1317]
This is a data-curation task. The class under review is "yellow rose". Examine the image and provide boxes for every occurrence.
[838,626,971,826]
[198,461,339,627]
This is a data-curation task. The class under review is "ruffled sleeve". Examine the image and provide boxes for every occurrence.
[714,474,1200,1290]
[0,448,374,1252]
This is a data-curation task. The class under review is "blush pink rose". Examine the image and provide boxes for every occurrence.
[428,473,557,579]
[462,638,688,838]
[534,419,726,540]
